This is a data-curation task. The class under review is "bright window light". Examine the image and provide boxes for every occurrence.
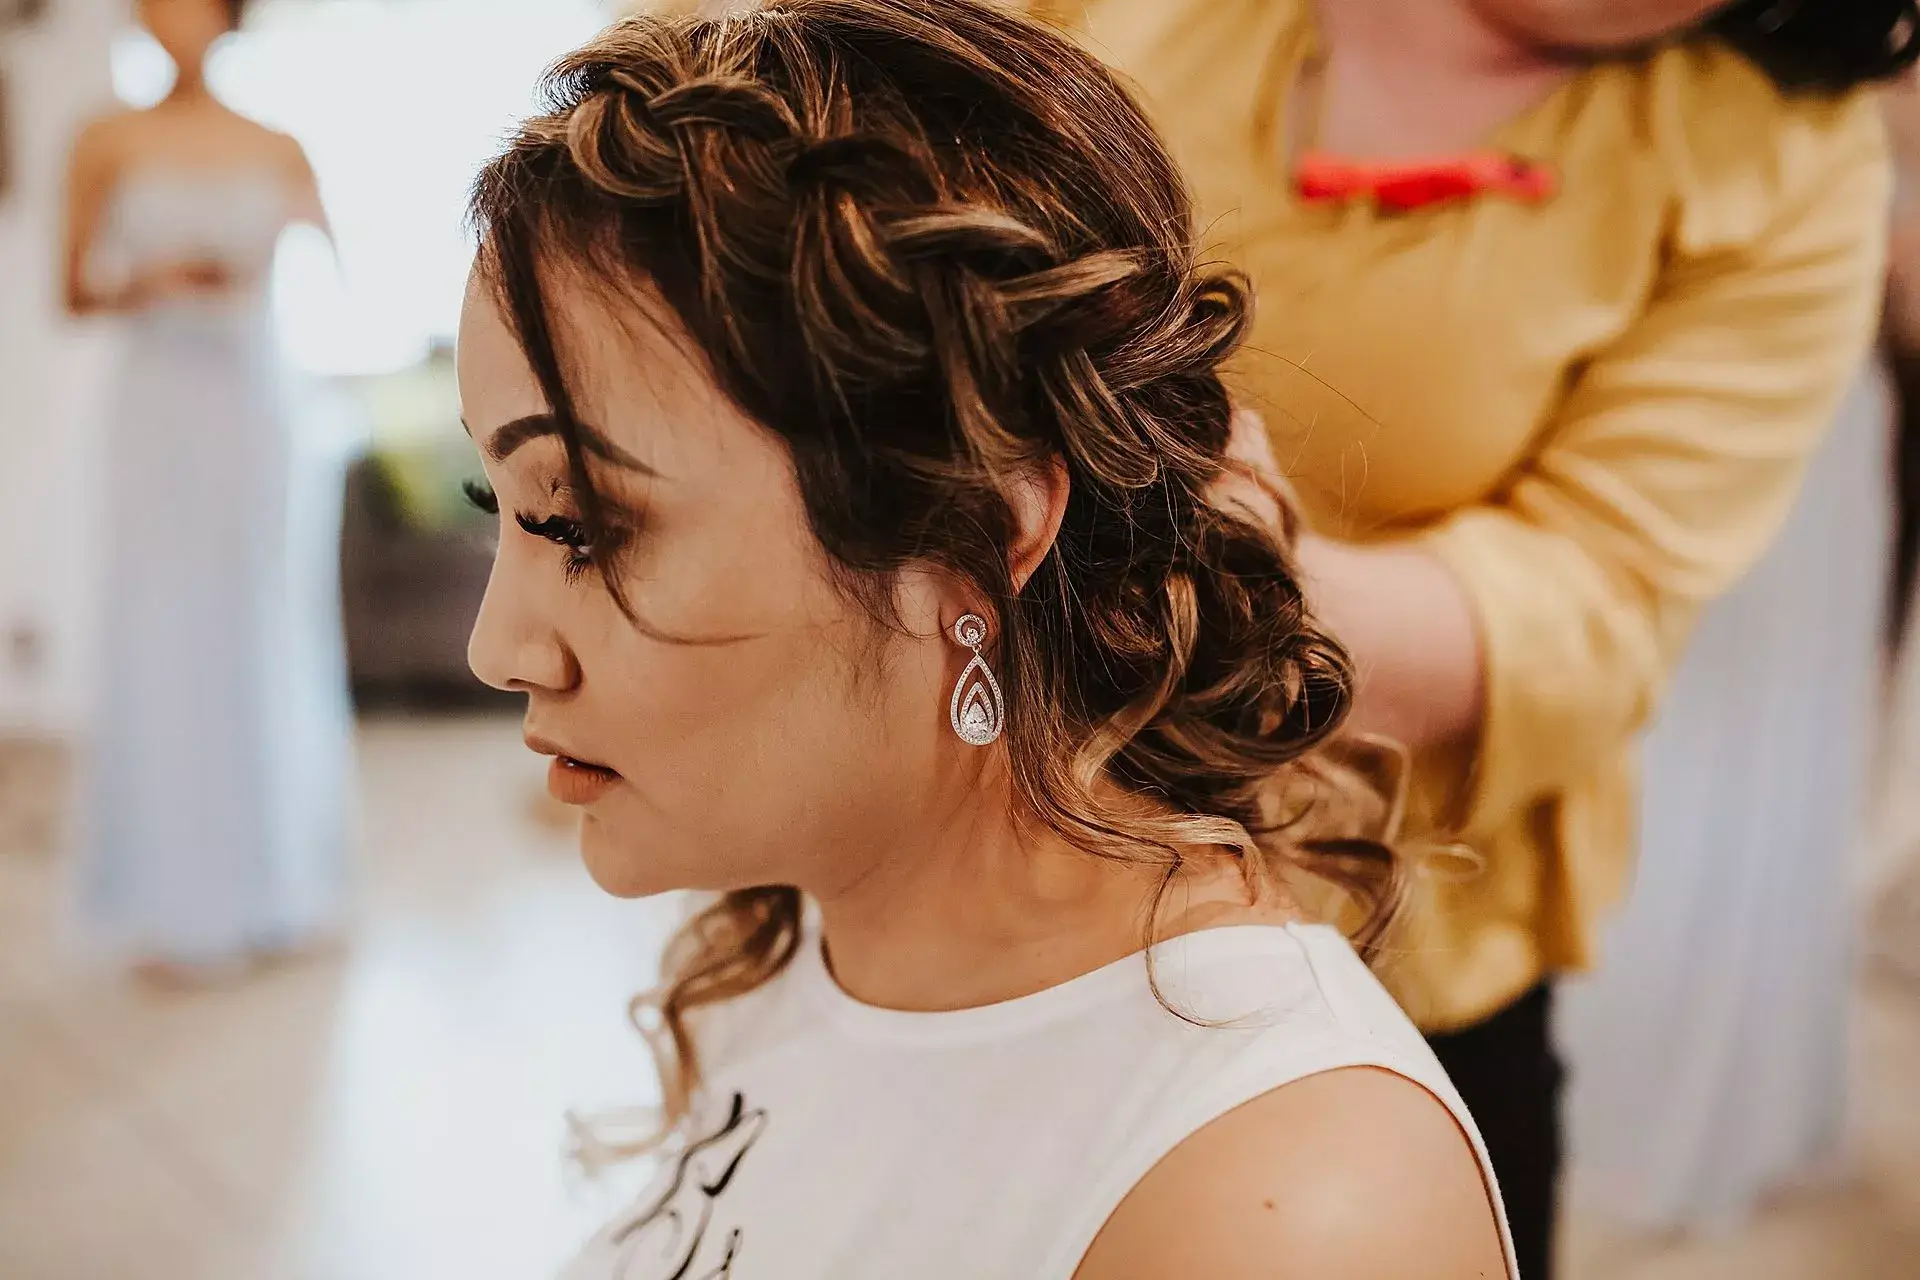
[112,0,612,377]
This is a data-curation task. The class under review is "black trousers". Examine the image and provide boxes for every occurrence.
[1426,984,1562,1280]
[1888,347,1920,650]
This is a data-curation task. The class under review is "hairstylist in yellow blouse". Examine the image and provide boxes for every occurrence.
[1021,0,1911,1272]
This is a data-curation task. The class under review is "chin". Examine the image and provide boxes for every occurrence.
[577,813,675,899]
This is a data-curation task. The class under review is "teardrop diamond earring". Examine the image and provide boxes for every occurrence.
[947,613,1004,747]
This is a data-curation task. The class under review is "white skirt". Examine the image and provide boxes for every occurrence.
[78,302,354,964]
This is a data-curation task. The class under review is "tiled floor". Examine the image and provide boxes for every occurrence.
[0,714,1916,1278]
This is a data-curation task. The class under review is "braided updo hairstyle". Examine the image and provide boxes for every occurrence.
[470,0,1401,1143]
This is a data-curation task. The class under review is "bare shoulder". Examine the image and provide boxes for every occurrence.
[208,118,315,194]
[220,113,300,161]
[71,108,143,165]
[1074,1066,1508,1280]
[267,128,317,178]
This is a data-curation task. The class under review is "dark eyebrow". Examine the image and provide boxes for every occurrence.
[466,413,654,474]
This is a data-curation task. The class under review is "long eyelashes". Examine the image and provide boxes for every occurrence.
[518,511,597,582]
[463,478,614,584]
[463,479,500,515]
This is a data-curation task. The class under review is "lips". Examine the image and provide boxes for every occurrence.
[546,756,620,806]
[526,734,622,807]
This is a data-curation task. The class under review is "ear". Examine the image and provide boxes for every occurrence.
[892,458,1070,645]
[1006,457,1071,592]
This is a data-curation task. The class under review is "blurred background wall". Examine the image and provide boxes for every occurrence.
[0,0,117,736]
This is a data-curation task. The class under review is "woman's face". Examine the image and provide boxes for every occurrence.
[137,0,233,71]
[1469,0,1729,48]
[458,271,961,899]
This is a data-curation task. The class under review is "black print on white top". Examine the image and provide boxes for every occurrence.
[607,1092,768,1280]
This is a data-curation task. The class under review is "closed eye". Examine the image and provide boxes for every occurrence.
[464,477,632,586]
[464,478,591,557]
[516,511,592,552]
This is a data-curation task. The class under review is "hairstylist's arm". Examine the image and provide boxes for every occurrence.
[1314,97,1889,836]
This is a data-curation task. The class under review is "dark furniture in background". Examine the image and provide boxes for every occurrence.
[339,455,504,708]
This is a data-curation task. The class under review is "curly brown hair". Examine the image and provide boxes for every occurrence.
[469,0,1403,1144]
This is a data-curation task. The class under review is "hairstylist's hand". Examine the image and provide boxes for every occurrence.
[1206,407,1481,750]
[1210,408,1303,544]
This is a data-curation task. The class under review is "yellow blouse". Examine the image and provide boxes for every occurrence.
[1036,0,1892,1028]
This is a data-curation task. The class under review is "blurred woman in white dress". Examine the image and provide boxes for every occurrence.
[60,0,351,977]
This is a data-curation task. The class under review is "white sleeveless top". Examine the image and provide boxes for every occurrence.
[562,921,1518,1279]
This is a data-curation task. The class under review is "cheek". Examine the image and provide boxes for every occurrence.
[597,623,900,799]
[579,621,948,894]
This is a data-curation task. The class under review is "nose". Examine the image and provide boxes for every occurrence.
[467,557,580,695]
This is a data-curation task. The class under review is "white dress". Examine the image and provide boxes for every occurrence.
[1560,367,1893,1230]
[560,921,1519,1279]
[79,170,353,965]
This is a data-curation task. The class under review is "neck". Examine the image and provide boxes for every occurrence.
[1303,0,1578,158]
[166,62,214,104]
[1312,0,1565,74]
[805,771,1264,1012]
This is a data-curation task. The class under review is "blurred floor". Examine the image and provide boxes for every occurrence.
[0,716,674,1280]
[0,715,1915,1278]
